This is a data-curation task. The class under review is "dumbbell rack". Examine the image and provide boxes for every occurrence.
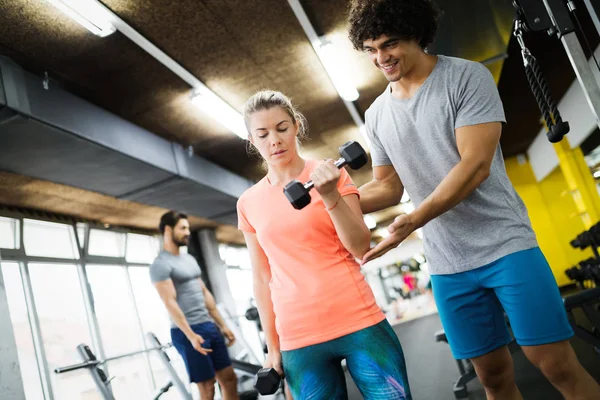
[563,223,600,355]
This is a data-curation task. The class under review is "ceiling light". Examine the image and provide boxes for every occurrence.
[45,0,116,37]
[364,215,376,230]
[191,89,247,140]
[315,41,359,101]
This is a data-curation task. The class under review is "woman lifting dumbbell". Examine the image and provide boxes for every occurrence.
[236,90,412,400]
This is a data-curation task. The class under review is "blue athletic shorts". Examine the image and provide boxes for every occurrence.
[281,319,411,400]
[171,322,232,383]
[431,247,574,360]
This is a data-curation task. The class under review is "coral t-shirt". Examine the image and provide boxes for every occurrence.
[236,159,385,351]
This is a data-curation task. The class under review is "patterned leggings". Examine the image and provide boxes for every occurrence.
[281,319,411,399]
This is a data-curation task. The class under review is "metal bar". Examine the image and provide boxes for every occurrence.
[77,344,115,400]
[20,263,55,400]
[54,344,170,373]
[77,266,109,365]
[559,30,600,130]
[582,0,600,38]
[103,344,171,363]
[125,265,158,390]
[73,222,113,395]
[54,360,100,374]
[0,253,149,267]
[146,333,192,400]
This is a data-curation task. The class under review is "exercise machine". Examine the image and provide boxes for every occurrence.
[55,332,191,400]
[512,0,600,143]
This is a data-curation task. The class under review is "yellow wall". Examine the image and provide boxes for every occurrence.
[505,157,593,287]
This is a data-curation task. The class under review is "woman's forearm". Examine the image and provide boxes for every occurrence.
[253,281,280,353]
[323,191,371,259]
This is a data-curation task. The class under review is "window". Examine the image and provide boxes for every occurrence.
[0,217,20,249]
[23,219,79,259]
[0,262,44,400]
[88,229,125,258]
[128,266,190,396]
[86,265,145,356]
[225,268,264,362]
[127,267,171,345]
[28,263,96,398]
[126,233,160,264]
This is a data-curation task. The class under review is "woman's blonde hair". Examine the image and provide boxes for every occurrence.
[243,90,308,161]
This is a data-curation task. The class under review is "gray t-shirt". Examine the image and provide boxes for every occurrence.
[365,55,538,275]
[149,250,212,327]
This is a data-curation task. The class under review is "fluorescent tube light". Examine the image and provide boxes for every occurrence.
[191,89,247,140]
[45,0,116,37]
[315,41,359,101]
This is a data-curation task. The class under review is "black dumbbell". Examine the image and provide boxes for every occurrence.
[253,367,281,395]
[283,140,368,210]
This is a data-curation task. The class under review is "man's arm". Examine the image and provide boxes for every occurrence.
[154,279,195,338]
[361,122,501,264]
[200,280,236,345]
[410,122,501,228]
[153,279,211,354]
[359,165,404,214]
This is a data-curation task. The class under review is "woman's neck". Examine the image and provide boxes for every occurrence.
[266,154,306,187]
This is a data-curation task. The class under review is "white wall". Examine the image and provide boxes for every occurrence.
[527,42,600,181]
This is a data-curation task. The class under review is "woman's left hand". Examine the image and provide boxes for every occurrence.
[311,159,341,199]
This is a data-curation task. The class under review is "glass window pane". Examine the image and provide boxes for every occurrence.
[0,217,20,249]
[1,262,44,400]
[128,267,191,395]
[225,268,264,362]
[28,263,96,398]
[23,219,79,259]
[128,266,171,344]
[126,234,160,264]
[86,265,145,356]
[88,229,125,258]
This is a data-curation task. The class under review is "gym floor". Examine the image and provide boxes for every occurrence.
[343,313,600,400]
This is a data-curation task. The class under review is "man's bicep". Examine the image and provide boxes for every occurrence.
[455,122,501,165]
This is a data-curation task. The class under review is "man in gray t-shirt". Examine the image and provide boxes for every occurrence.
[347,1,600,399]
[150,211,239,400]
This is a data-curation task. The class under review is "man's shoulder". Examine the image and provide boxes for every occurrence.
[440,55,492,81]
[150,251,170,269]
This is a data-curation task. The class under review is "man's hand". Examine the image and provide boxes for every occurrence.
[361,214,417,265]
[187,333,213,356]
[221,327,236,347]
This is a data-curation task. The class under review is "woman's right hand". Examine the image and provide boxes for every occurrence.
[264,350,284,377]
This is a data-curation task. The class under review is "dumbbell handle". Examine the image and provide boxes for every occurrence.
[303,157,347,190]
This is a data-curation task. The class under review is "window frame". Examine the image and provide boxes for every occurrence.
[0,212,161,399]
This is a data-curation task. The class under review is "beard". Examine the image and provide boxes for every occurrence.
[173,236,189,247]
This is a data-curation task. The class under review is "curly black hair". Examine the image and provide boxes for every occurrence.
[347,0,442,50]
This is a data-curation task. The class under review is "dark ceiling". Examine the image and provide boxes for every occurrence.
[0,0,598,240]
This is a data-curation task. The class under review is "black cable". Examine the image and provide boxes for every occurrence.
[524,56,554,128]
[528,54,563,124]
